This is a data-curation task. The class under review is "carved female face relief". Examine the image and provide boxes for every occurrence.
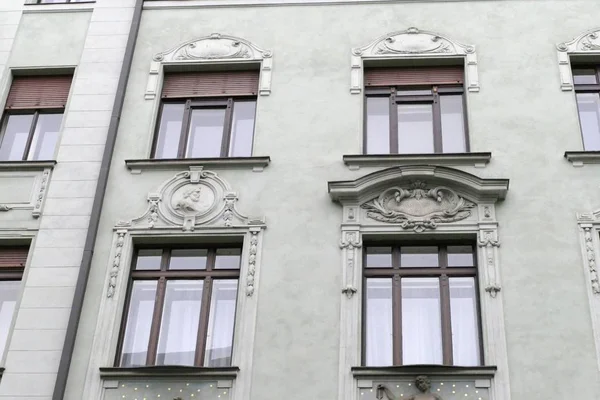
[171,184,215,216]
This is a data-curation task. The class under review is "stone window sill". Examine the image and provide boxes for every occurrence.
[351,365,497,378]
[23,2,95,13]
[0,160,56,171]
[343,153,492,170]
[564,151,600,167]
[99,366,239,379]
[125,157,271,174]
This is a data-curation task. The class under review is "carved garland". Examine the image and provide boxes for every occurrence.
[340,231,362,298]
[246,230,259,296]
[478,231,501,298]
[557,28,600,91]
[107,231,126,298]
[584,227,600,294]
[32,169,49,218]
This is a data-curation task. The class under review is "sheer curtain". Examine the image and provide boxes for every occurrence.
[365,278,393,366]
[121,281,157,367]
[450,277,480,365]
[204,279,238,367]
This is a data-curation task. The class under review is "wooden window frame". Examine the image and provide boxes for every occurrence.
[115,245,241,367]
[151,96,256,159]
[361,242,483,367]
[363,85,470,154]
[0,109,63,161]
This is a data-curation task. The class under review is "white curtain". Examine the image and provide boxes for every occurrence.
[450,277,480,365]
[365,278,393,366]
[204,279,238,367]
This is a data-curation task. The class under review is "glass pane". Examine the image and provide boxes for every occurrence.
[155,103,184,159]
[186,108,226,158]
[135,249,162,270]
[0,114,33,161]
[440,95,466,153]
[366,97,390,154]
[204,279,238,367]
[576,93,600,150]
[401,278,442,364]
[215,248,241,269]
[401,246,438,267]
[0,281,19,357]
[365,247,392,268]
[156,280,203,366]
[448,246,474,267]
[450,277,481,366]
[169,249,207,270]
[573,69,598,85]
[120,281,157,367]
[229,101,256,157]
[397,89,432,96]
[365,278,393,366]
[397,104,434,154]
[27,113,62,160]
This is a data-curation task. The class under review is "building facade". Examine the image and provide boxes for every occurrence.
[0,0,599,399]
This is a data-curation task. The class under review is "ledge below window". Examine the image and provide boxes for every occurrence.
[23,2,95,13]
[125,157,271,174]
[352,365,497,378]
[343,153,491,170]
[99,366,239,379]
[564,151,600,167]
[0,160,56,171]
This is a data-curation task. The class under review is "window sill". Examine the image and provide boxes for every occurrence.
[125,157,271,174]
[0,160,56,171]
[351,365,497,378]
[23,2,95,13]
[564,151,600,167]
[343,153,491,170]
[99,366,239,379]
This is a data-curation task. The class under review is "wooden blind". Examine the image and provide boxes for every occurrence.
[365,66,464,87]
[0,247,28,269]
[162,71,259,98]
[5,75,73,110]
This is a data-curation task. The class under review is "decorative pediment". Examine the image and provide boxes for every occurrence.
[351,27,479,93]
[361,180,475,232]
[145,33,273,99]
[556,28,600,90]
[116,166,265,231]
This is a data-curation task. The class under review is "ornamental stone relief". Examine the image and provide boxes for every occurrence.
[361,181,475,232]
[557,28,600,91]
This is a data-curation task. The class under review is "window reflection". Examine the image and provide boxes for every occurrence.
[576,93,600,150]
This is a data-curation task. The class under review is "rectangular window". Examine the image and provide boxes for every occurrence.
[0,75,72,161]
[364,67,468,155]
[118,246,241,368]
[363,244,481,367]
[573,66,600,150]
[153,71,258,159]
[0,247,27,357]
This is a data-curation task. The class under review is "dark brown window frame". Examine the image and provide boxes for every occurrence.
[363,85,470,155]
[361,242,483,367]
[115,245,241,368]
[0,109,64,161]
[0,246,28,281]
[152,96,256,159]
[572,65,600,150]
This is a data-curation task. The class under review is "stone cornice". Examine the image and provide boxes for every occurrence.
[0,160,56,171]
[343,152,491,170]
[125,157,270,173]
[564,151,600,167]
[99,366,239,379]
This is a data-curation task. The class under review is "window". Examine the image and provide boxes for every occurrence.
[32,0,90,3]
[0,247,27,357]
[364,67,468,155]
[363,244,481,367]
[0,75,72,161]
[573,66,600,150]
[117,246,241,368]
[153,71,258,159]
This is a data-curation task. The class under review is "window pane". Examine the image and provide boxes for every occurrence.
[229,101,256,157]
[169,249,207,270]
[573,69,598,85]
[401,278,442,364]
[215,248,241,269]
[365,247,392,268]
[156,280,203,366]
[576,93,600,150]
[366,97,390,154]
[440,95,466,153]
[135,249,162,270]
[398,104,434,153]
[155,103,185,159]
[27,113,62,160]
[397,89,432,96]
[448,246,474,267]
[186,108,226,158]
[400,246,438,267]
[0,114,33,161]
[0,281,19,357]
[365,278,392,366]
[120,281,157,367]
[204,279,238,367]
[450,277,481,366]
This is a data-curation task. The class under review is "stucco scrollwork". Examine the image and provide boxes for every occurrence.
[351,27,479,93]
[146,33,273,99]
[557,28,600,90]
[361,181,475,232]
